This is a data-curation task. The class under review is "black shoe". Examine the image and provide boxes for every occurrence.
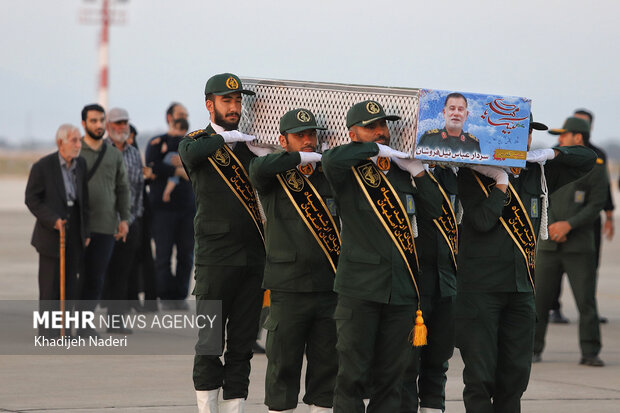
[549,309,569,324]
[599,316,608,324]
[252,341,266,354]
[580,355,604,367]
[106,326,133,334]
[532,353,542,363]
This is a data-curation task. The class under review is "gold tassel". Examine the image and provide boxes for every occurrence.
[412,309,427,347]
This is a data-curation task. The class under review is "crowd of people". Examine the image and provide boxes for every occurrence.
[25,71,616,413]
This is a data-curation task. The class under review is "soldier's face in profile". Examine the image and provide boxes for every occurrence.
[210,93,242,131]
[443,97,468,133]
[558,131,582,147]
[349,119,390,145]
[280,130,318,153]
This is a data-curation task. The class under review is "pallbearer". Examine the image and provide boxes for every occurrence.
[455,114,597,412]
[322,100,443,413]
[180,73,266,413]
[249,108,339,413]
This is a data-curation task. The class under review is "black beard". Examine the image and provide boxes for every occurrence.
[86,127,105,140]
[214,110,240,131]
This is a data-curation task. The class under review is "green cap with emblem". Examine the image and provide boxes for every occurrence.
[548,117,590,135]
[280,108,326,134]
[346,100,401,128]
[204,73,255,96]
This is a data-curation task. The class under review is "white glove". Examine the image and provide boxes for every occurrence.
[470,165,509,186]
[219,130,256,143]
[246,142,274,157]
[392,157,425,176]
[376,143,408,159]
[526,148,555,163]
[299,152,322,165]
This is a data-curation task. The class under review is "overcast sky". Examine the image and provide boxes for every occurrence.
[2,0,619,148]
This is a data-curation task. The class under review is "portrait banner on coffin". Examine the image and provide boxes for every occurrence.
[414,89,531,168]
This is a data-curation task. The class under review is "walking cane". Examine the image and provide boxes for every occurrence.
[59,221,66,337]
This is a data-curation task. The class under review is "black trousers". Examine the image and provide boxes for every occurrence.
[104,219,142,315]
[193,264,264,400]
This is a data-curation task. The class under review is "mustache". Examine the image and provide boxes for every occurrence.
[225,112,240,118]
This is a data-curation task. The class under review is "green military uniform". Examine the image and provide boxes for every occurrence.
[322,140,443,413]
[534,157,609,360]
[179,123,266,400]
[401,166,458,413]
[249,149,338,411]
[418,128,481,154]
[456,145,596,413]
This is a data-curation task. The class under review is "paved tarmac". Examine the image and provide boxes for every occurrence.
[1,176,619,412]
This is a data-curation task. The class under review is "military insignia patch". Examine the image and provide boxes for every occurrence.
[213,147,231,166]
[187,129,205,139]
[376,156,391,171]
[366,101,381,114]
[284,169,304,192]
[596,158,604,165]
[441,131,447,139]
[574,190,585,204]
[225,76,239,90]
[298,163,314,176]
[460,135,465,142]
[297,110,311,123]
[405,194,416,215]
[510,167,522,176]
[530,198,539,218]
[360,163,382,188]
[325,197,337,216]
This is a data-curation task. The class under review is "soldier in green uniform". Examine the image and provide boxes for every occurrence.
[322,100,444,413]
[179,73,267,413]
[417,93,481,155]
[401,165,459,413]
[533,117,609,367]
[249,108,338,413]
[455,115,596,413]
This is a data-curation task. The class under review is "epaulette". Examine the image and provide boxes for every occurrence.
[596,157,605,165]
[186,129,208,140]
[424,128,440,135]
[466,133,479,142]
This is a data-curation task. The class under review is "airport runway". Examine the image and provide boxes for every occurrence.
[2,176,619,412]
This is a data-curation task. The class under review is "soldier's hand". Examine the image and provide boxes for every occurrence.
[526,148,555,164]
[392,157,425,177]
[220,130,256,143]
[376,143,408,159]
[470,165,509,186]
[299,152,322,166]
[170,154,182,167]
[548,220,571,242]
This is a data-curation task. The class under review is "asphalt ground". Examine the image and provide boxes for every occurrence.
[1,176,619,412]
